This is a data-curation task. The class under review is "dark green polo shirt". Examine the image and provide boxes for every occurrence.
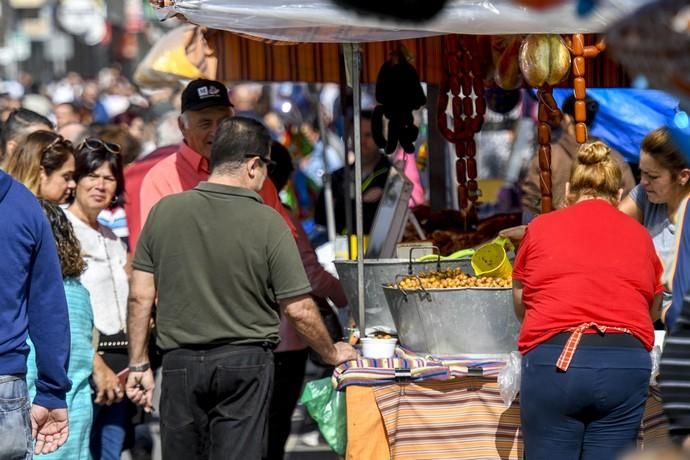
[132,182,311,350]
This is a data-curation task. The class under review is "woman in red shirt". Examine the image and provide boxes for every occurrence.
[513,141,663,460]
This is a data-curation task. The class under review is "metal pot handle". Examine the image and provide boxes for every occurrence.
[407,246,441,274]
[394,274,432,302]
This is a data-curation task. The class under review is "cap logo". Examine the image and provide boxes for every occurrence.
[197,85,221,100]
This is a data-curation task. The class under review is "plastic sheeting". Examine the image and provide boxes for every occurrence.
[164,0,653,43]
[552,88,680,162]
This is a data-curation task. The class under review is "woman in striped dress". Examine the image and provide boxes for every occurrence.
[27,200,94,459]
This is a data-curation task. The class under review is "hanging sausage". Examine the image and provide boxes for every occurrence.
[518,34,570,213]
[438,35,487,228]
[569,34,606,144]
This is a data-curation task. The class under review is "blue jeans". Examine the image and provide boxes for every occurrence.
[0,375,32,460]
[521,343,651,460]
[90,399,129,460]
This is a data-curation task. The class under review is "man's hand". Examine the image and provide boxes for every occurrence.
[30,405,68,454]
[325,341,358,366]
[126,368,155,413]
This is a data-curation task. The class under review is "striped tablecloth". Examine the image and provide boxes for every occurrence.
[333,347,507,390]
[339,348,669,459]
[374,378,522,460]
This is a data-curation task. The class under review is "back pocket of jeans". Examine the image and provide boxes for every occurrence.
[0,378,28,414]
[214,364,270,420]
[161,369,194,431]
[0,383,31,459]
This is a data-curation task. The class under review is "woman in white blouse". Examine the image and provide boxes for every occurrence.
[66,138,130,460]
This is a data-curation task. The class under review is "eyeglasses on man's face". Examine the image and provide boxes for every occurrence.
[244,154,276,171]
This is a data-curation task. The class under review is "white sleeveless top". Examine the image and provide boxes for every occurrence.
[66,209,129,335]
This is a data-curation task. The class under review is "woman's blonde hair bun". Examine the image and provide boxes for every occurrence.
[568,140,622,205]
[576,141,612,166]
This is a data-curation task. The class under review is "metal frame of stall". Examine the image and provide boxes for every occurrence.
[154,1,639,340]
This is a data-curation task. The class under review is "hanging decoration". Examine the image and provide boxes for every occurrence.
[518,34,571,88]
[490,35,524,90]
[372,47,427,154]
[569,33,606,144]
[535,87,561,213]
[438,35,487,225]
[330,0,448,22]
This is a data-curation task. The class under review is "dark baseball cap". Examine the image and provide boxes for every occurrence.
[181,79,233,113]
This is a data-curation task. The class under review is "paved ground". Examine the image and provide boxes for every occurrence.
[284,405,339,460]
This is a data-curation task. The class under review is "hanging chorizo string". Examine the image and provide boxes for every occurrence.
[536,86,560,213]
[570,34,606,144]
[438,35,486,228]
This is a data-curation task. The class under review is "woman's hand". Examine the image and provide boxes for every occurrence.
[92,354,125,405]
[499,225,527,246]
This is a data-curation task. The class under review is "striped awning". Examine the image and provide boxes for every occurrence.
[210,30,631,87]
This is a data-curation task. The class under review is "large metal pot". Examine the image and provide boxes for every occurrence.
[382,285,520,357]
[334,258,473,331]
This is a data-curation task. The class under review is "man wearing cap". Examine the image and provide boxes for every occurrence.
[137,79,296,250]
[125,117,357,460]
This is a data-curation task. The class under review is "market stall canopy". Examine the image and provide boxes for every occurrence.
[209,32,630,86]
[162,0,653,43]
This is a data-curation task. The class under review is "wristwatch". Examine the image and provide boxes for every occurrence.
[128,363,151,372]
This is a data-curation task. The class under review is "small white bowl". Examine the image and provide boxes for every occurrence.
[360,337,398,359]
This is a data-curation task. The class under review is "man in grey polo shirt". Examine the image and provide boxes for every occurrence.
[125,116,357,460]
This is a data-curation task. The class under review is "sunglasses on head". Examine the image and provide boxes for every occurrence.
[41,134,72,155]
[78,138,121,154]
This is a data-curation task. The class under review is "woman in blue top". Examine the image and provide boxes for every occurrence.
[27,200,94,460]
[619,127,690,327]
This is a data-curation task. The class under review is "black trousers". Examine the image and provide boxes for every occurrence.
[160,344,274,460]
[265,348,308,460]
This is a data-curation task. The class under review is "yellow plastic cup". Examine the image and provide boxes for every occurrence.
[471,236,514,279]
[348,235,369,260]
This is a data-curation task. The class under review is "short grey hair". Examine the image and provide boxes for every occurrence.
[157,111,184,147]
[179,111,190,130]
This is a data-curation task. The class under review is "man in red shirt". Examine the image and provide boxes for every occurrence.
[136,79,295,251]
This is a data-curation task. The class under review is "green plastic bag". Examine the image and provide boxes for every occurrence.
[300,377,347,456]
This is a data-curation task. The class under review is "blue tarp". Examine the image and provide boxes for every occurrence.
[552,88,680,163]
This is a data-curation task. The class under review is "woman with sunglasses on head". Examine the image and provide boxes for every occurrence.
[65,138,130,460]
[4,130,76,203]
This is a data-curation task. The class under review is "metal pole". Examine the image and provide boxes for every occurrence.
[351,45,366,338]
[308,83,338,243]
[316,99,337,244]
[338,58,353,254]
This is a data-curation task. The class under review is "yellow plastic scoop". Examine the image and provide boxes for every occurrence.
[471,236,514,278]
